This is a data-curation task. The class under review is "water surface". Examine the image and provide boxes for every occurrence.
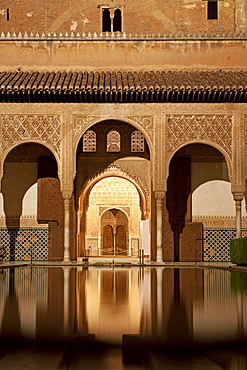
[0,266,247,368]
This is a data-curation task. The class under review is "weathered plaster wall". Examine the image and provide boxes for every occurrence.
[0,40,246,71]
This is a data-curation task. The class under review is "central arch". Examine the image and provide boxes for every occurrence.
[79,175,145,257]
[74,119,151,259]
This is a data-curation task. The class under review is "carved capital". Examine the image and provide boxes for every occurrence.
[233,192,244,202]
[155,191,165,202]
[62,191,73,202]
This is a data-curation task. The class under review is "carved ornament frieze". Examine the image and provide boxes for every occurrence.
[1,114,61,157]
[167,114,232,157]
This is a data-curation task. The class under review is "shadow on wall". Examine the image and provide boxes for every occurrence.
[1,163,37,261]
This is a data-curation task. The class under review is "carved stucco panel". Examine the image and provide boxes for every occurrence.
[166,114,232,158]
[73,114,154,147]
[153,111,166,189]
[126,115,154,143]
[1,114,61,157]
[73,115,100,142]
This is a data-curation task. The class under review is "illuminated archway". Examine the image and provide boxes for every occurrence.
[80,176,143,257]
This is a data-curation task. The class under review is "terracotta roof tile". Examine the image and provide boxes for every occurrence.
[0,70,246,103]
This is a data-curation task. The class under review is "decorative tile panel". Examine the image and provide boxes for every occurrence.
[0,227,48,261]
[131,238,139,257]
[203,228,247,262]
[86,238,99,256]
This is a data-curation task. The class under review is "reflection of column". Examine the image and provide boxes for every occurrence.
[155,192,165,263]
[234,193,243,239]
[63,267,70,335]
[156,268,163,336]
[237,290,243,339]
[63,193,71,262]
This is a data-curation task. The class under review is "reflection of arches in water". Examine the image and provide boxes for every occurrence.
[101,209,128,255]
[1,268,21,340]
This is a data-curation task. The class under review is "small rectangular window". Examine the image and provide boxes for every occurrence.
[207,1,218,20]
[6,9,10,21]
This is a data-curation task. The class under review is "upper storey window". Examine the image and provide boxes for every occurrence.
[207,1,218,20]
[102,7,122,32]
[83,130,96,152]
[6,9,10,21]
[107,130,121,152]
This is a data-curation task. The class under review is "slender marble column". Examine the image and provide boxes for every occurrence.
[63,194,71,263]
[234,194,244,239]
[155,192,165,263]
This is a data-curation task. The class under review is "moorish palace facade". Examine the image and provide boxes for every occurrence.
[0,0,247,262]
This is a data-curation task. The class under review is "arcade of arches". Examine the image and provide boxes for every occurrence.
[0,110,246,263]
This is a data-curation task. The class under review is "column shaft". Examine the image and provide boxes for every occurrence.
[236,199,242,239]
[155,192,165,263]
[63,196,71,262]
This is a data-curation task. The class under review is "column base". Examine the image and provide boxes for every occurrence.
[62,258,71,263]
[156,259,164,264]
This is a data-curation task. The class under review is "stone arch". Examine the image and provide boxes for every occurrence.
[164,142,232,262]
[100,206,130,221]
[78,170,148,257]
[2,142,59,207]
[166,140,233,184]
[1,142,60,261]
[81,170,149,221]
[1,139,61,185]
[73,115,154,181]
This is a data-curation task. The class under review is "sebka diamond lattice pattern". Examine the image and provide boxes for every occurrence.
[1,114,61,156]
[167,115,232,157]
[203,228,238,262]
[0,228,48,261]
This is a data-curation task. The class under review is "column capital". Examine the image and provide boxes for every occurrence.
[62,190,73,201]
[233,192,244,202]
[154,191,165,202]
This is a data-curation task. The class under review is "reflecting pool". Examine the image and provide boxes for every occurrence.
[0,266,247,368]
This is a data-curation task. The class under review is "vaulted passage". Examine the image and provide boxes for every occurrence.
[164,143,230,262]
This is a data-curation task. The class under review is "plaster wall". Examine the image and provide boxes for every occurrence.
[191,162,229,192]
[0,40,246,71]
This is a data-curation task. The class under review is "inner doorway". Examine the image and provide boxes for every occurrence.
[101,209,128,255]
